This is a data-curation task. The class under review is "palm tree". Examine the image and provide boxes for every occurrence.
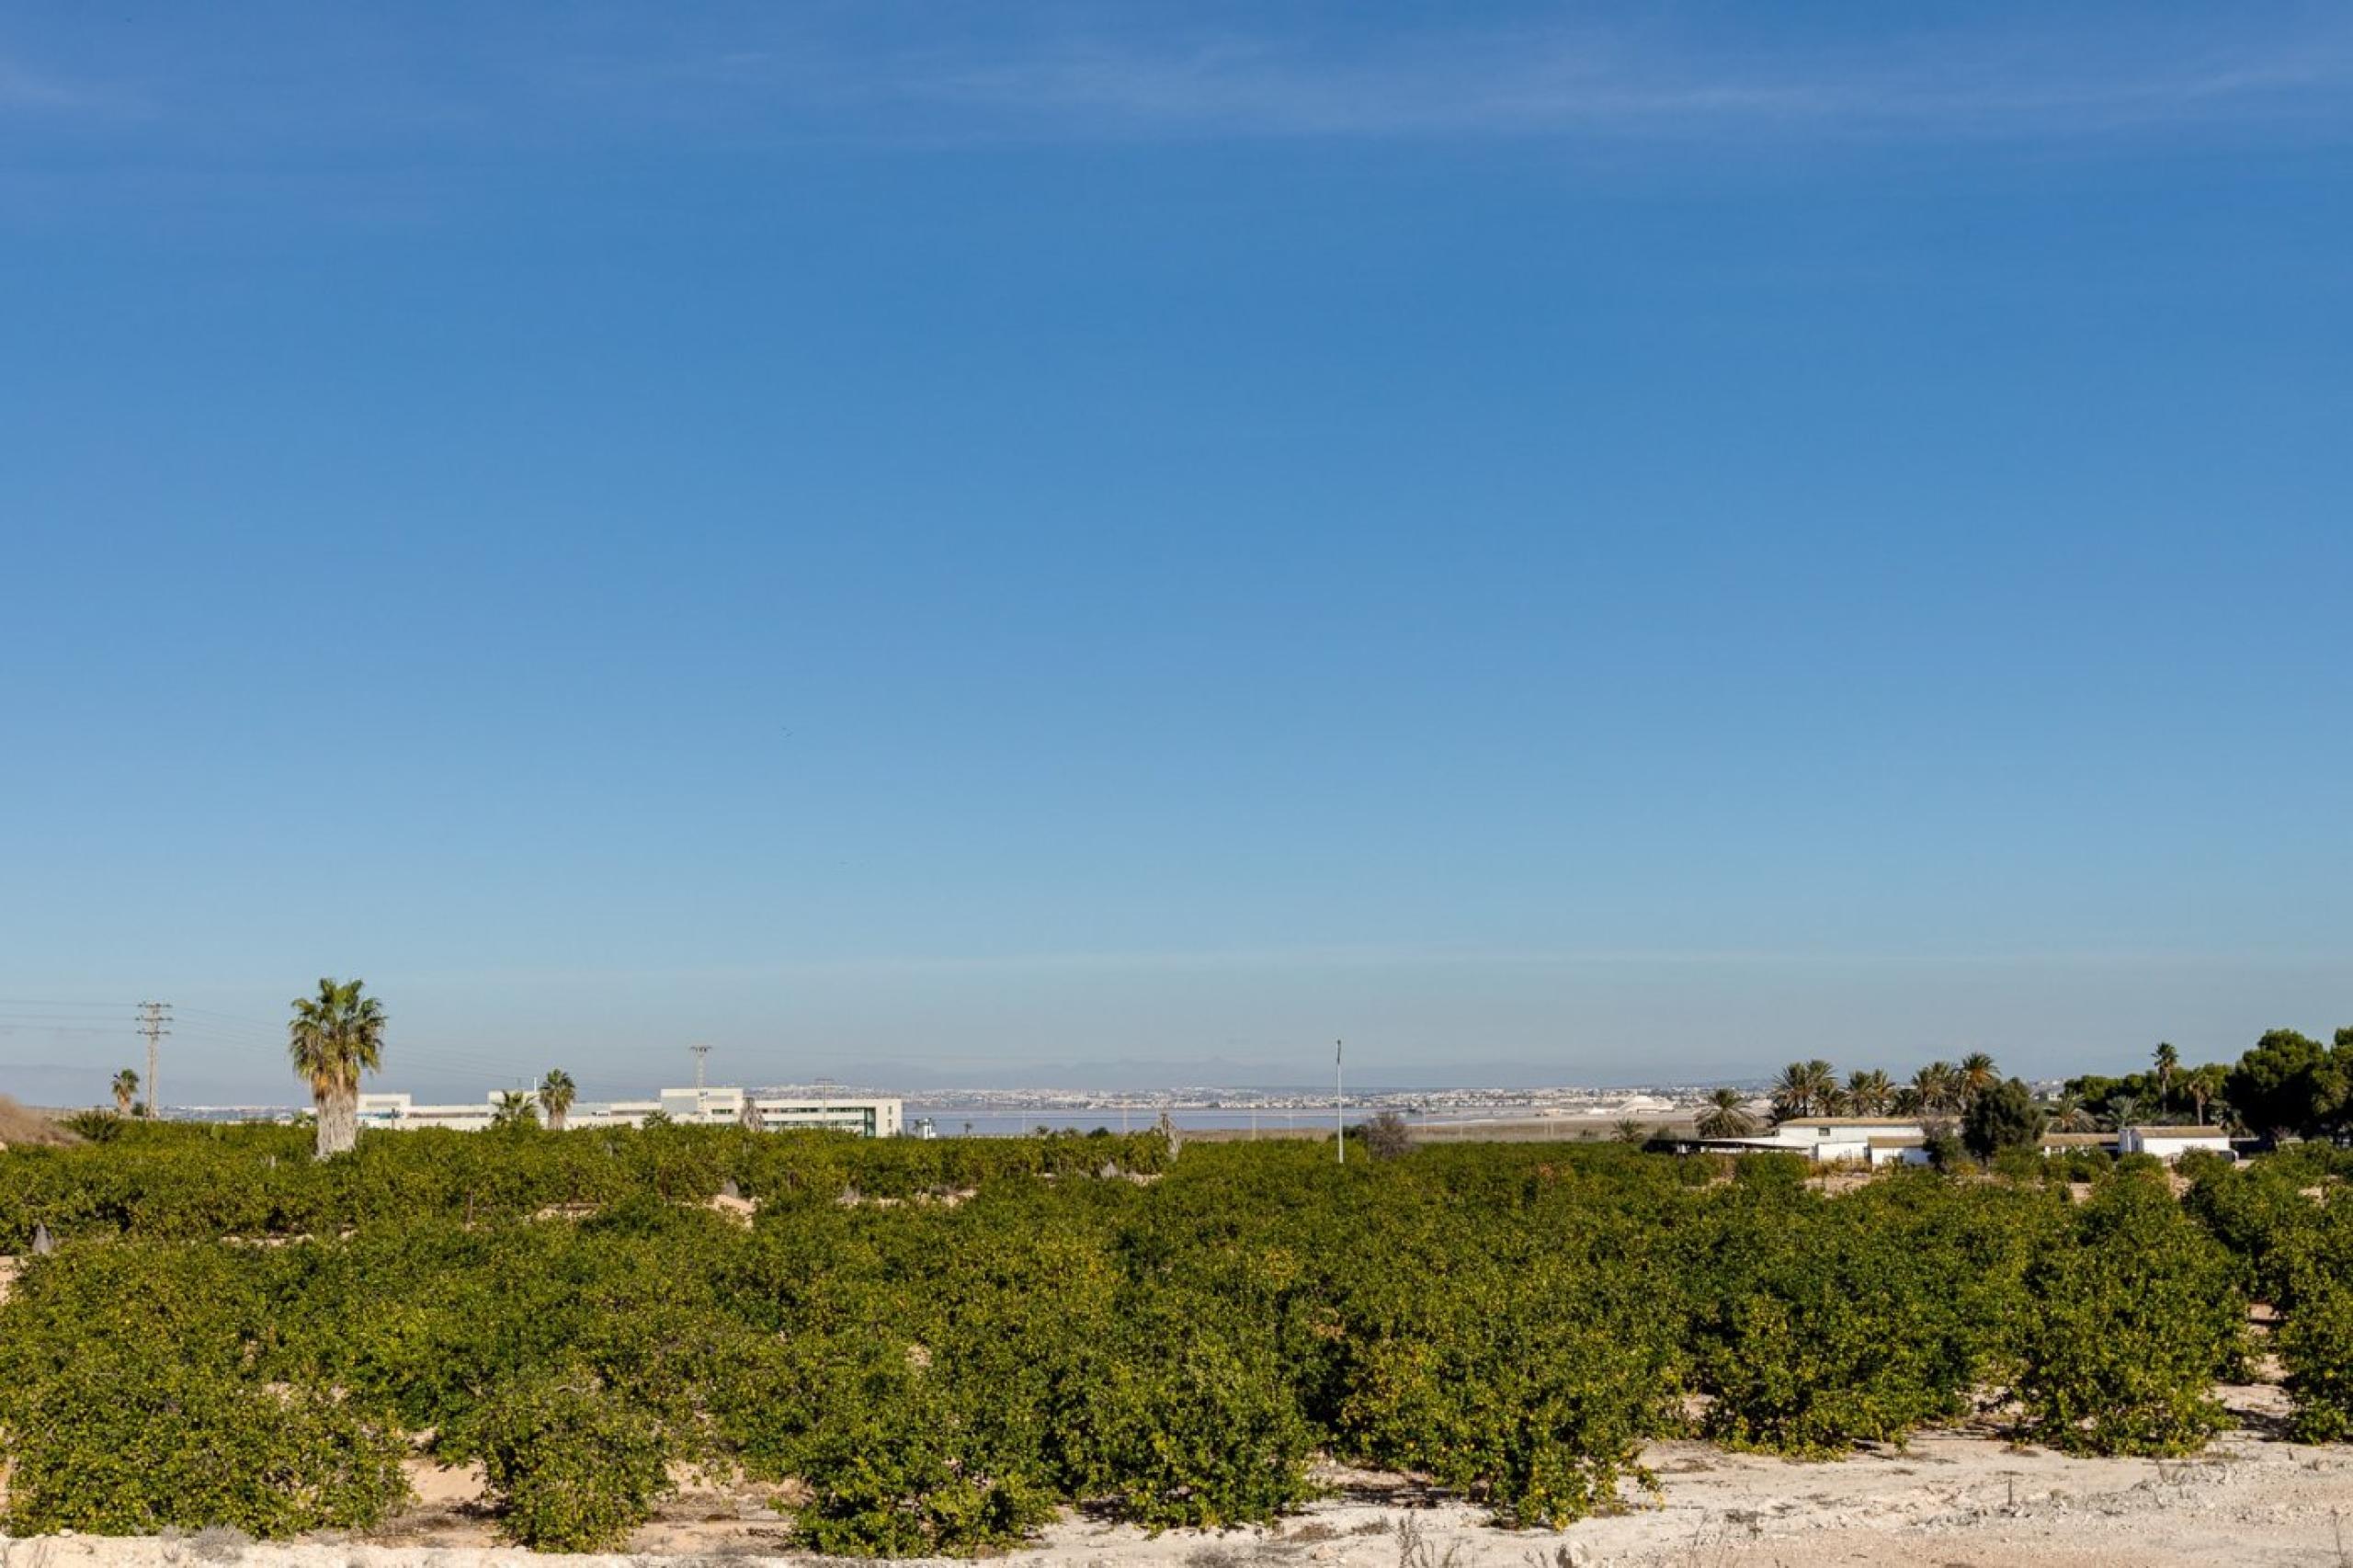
[1913,1062,1960,1113]
[2049,1094,2099,1133]
[1891,1085,1926,1117]
[111,1068,140,1118]
[1769,1062,1810,1119]
[2153,1041,2180,1108]
[538,1069,577,1131]
[1696,1088,1756,1140]
[1613,1119,1652,1145]
[491,1089,538,1130]
[1771,1060,1838,1120]
[1958,1052,1999,1100]
[287,978,387,1159]
[2185,1063,2225,1127]
[1846,1069,1893,1117]
[2103,1094,2140,1132]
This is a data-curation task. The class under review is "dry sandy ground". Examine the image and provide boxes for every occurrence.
[6,1386,2347,1568]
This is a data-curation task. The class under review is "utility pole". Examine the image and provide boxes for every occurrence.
[137,1001,172,1119]
[1335,1038,1345,1165]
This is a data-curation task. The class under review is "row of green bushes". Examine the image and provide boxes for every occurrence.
[0,1136,2346,1553]
[0,1120,1170,1249]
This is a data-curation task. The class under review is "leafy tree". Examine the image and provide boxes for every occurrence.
[2224,1029,2343,1140]
[1923,1125,1969,1171]
[287,978,387,1159]
[111,1069,140,1118]
[539,1069,577,1131]
[1962,1078,2045,1162]
[1695,1089,1756,1139]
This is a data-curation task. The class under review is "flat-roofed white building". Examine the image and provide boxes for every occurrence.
[2117,1125,2233,1163]
[357,1093,507,1131]
[1745,1117,1930,1164]
[1864,1134,1930,1167]
[659,1086,903,1138]
[356,1087,902,1138]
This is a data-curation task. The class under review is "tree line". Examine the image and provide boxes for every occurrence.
[1672,1027,2353,1150]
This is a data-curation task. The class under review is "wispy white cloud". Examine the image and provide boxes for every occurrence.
[847,24,2353,143]
[5,12,2349,176]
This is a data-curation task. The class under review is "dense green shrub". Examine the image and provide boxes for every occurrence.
[2181,1158,2320,1304]
[455,1377,674,1551]
[3,1350,409,1538]
[1694,1178,2044,1455]
[1058,1303,1317,1528]
[1731,1152,1807,1192]
[1330,1220,1679,1527]
[2280,1278,2353,1442]
[788,1346,1058,1558]
[2014,1176,2244,1454]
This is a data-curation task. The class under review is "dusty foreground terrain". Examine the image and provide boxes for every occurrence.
[6,1387,2348,1568]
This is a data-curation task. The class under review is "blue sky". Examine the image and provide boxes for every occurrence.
[3,3,2349,1104]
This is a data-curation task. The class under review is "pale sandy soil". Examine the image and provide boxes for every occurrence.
[6,1385,2347,1568]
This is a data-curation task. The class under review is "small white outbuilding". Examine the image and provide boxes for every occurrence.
[2116,1125,2233,1163]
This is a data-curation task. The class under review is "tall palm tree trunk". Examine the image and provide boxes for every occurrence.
[315,1085,359,1158]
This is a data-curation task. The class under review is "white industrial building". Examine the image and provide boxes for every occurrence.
[357,1086,902,1138]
